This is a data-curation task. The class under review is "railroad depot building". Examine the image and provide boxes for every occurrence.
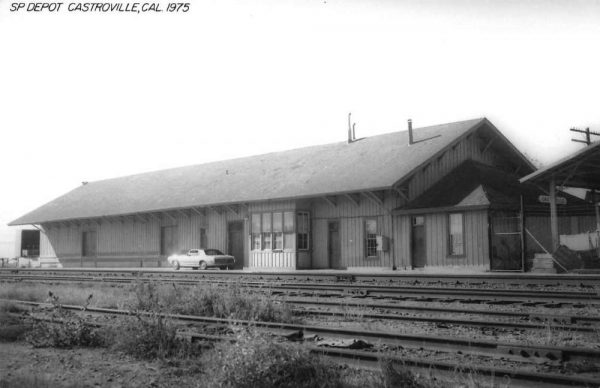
[9,118,598,271]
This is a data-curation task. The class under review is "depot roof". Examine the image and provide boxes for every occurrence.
[9,117,532,225]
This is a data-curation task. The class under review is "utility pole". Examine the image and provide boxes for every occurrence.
[570,127,600,145]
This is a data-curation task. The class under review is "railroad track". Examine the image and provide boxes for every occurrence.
[3,271,600,307]
[3,268,600,287]
[286,298,600,327]
[8,299,600,387]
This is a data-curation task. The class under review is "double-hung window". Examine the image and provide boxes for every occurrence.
[262,213,272,250]
[297,212,310,250]
[448,213,465,256]
[365,219,377,257]
[283,212,295,250]
[272,212,283,250]
[251,214,261,250]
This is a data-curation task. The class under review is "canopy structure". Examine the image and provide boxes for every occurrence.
[520,141,600,251]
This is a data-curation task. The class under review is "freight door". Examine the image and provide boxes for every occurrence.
[490,213,523,271]
[411,216,426,268]
[160,226,177,257]
[328,221,342,269]
[228,221,244,269]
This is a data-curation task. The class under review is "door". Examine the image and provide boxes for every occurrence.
[411,216,426,268]
[82,231,97,257]
[228,221,244,269]
[490,213,523,271]
[160,226,177,257]
[328,221,342,269]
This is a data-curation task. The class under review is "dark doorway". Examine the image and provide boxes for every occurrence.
[199,228,207,249]
[328,221,342,269]
[228,221,244,269]
[160,226,178,256]
[82,231,97,257]
[21,230,40,257]
[411,216,426,268]
[490,213,523,271]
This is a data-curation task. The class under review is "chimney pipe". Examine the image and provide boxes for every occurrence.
[352,123,356,141]
[408,119,413,145]
[348,113,353,143]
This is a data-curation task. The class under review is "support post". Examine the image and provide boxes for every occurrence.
[520,195,526,272]
[549,177,559,252]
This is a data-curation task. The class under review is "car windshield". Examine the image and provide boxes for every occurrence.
[178,249,189,254]
[204,249,224,256]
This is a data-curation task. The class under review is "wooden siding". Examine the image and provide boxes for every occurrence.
[40,208,248,268]
[311,192,401,269]
[394,210,489,268]
[407,132,505,201]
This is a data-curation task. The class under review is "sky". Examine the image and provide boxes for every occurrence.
[0,0,599,252]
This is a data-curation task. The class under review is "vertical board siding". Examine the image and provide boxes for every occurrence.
[311,193,400,269]
[408,132,501,201]
[394,210,489,269]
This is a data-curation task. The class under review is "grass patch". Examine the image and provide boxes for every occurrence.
[0,375,80,388]
[25,293,105,348]
[130,282,296,323]
[110,312,203,360]
[0,282,132,309]
[202,329,384,388]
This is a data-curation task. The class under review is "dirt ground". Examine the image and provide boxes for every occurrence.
[0,342,202,388]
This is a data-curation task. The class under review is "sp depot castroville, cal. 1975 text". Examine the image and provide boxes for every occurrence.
[10,2,190,13]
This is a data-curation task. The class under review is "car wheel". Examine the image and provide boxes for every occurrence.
[171,260,180,270]
[199,261,207,270]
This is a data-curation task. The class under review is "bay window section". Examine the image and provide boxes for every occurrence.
[250,211,308,251]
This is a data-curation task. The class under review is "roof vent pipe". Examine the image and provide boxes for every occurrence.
[408,119,414,145]
[348,113,353,143]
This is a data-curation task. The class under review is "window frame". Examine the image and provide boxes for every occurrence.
[251,213,262,251]
[272,212,283,251]
[296,211,310,251]
[364,218,378,258]
[447,212,466,257]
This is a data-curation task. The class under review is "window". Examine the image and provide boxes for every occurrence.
[262,213,272,250]
[297,212,310,250]
[273,212,283,250]
[251,214,261,250]
[283,212,294,250]
[251,211,306,251]
[365,219,377,257]
[448,213,464,256]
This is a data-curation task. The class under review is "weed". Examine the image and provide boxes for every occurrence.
[25,292,104,348]
[110,311,202,360]
[202,329,365,388]
[0,374,81,388]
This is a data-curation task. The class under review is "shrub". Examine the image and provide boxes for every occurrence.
[202,330,350,388]
[380,359,430,388]
[25,292,104,348]
[130,282,295,323]
[110,311,202,360]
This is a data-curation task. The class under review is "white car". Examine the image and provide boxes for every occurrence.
[167,248,235,270]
